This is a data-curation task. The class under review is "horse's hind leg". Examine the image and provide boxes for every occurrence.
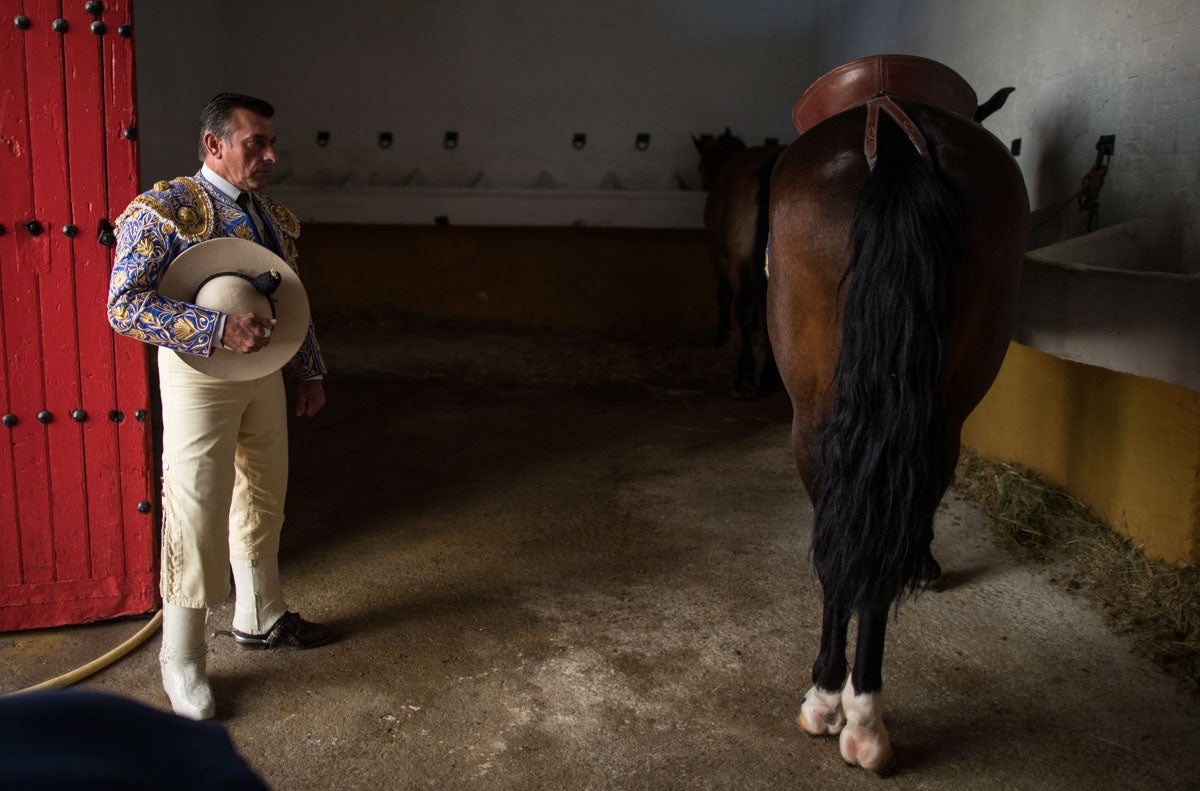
[758,305,781,392]
[839,605,896,776]
[715,269,733,347]
[798,596,849,736]
[732,265,764,397]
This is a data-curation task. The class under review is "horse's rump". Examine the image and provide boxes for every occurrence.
[768,100,1029,611]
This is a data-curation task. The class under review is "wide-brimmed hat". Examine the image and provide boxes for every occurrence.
[159,237,310,381]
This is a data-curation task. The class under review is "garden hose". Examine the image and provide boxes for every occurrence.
[3,610,162,697]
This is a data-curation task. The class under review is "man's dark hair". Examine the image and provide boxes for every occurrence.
[198,93,274,161]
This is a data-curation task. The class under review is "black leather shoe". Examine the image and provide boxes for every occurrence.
[217,612,335,650]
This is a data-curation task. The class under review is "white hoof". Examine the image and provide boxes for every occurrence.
[797,685,845,736]
[161,645,215,720]
[838,681,894,775]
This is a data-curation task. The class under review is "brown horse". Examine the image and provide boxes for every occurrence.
[765,56,1027,774]
[694,129,786,397]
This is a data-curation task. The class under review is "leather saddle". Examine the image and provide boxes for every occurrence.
[792,54,978,169]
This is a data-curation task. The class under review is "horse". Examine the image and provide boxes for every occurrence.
[694,129,786,397]
[765,56,1026,774]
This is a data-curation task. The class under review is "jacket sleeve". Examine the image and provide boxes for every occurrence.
[290,319,327,380]
[107,205,222,355]
[260,196,328,379]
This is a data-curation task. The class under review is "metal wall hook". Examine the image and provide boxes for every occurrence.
[635,133,650,151]
[572,133,586,150]
[316,130,330,147]
[443,131,458,150]
[378,131,392,149]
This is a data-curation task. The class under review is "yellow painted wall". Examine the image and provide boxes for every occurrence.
[963,342,1200,565]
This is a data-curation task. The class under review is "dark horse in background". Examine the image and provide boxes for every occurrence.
[694,129,786,397]
[766,56,1025,774]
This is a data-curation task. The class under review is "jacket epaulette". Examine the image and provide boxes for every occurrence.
[255,192,301,240]
[116,176,215,243]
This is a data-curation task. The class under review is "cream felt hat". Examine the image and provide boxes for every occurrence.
[159,237,310,381]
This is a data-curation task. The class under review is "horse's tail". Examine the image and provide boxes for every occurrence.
[812,117,964,614]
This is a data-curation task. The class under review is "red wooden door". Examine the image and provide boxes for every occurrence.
[0,0,157,631]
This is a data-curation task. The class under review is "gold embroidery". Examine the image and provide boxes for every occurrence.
[129,328,146,341]
[135,238,155,258]
[266,201,300,238]
[173,318,198,342]
[154,180,171,191]
[116,177,214,243]
[235,225,253,239]
[174,177,214,241]
[111,305,129,323]
[117,194,170,227]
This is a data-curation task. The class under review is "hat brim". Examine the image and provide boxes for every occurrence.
[159,237,310,381]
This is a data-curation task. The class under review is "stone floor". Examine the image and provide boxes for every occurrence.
[2,327,1198,790]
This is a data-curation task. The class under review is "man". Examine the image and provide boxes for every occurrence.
[108,93,333,720]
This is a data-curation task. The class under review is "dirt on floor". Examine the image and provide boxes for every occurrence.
[2,321,1198,790]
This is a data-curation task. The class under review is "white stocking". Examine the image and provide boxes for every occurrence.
[231,555,286,635]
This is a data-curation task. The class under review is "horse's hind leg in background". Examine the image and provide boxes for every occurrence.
[732,152,782,398]
[714,267,734,347]
[732,264,765,397]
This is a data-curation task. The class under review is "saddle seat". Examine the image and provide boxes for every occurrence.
[792,54,977,135]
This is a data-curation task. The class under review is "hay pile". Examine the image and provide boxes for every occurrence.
[954,451,1200,694]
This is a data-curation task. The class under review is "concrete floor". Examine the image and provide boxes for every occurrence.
[2,327,1198,790]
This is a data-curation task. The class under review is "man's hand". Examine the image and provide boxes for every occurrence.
[221,313,277,354]
[295,379,325,417]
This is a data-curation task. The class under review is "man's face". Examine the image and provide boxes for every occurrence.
[204,108,277,192]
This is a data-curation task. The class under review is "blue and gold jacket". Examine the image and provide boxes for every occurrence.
[107,172,326,379]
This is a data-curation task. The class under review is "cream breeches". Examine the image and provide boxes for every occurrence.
[157,348,288,609]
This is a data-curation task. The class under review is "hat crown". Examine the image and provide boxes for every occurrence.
[193,274,274,319]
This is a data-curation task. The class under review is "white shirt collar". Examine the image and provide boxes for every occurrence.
[200,163,242,202]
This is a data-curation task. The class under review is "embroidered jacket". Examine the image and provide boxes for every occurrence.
[107,172,326,379]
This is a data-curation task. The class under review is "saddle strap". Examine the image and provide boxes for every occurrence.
[864,95,929,171]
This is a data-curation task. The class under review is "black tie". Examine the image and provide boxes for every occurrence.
[236,192,278,254]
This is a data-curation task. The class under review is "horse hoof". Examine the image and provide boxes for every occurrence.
[797,687,845,736]
[840,725,895,776]
[920,558,944,591]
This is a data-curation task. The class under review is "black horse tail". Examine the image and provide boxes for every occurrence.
[812,117,964,614]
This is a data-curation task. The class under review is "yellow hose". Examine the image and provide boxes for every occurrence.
[3,610,162,697]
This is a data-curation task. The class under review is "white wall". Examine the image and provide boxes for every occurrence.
[134,0,1198,228]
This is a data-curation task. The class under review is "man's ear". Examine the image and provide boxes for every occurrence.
[202,131,223,158]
